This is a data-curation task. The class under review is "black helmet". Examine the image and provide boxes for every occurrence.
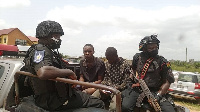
[139,34,160,51]
[36,20,64,38]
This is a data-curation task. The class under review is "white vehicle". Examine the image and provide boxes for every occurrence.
[169,71,200,102]
[0,58,24,112]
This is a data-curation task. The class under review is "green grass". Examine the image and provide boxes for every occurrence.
[171,65,200,73]
[173,97,200,111]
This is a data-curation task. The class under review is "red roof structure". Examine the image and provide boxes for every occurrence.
[28,36,38,42]
[0,28,17,36]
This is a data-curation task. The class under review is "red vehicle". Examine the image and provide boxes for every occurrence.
[0,44,19,56]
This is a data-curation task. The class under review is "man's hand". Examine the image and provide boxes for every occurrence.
[68,73,77,80]
[131,83,140,88]
[101,90,111,94]
[67,73,77,88]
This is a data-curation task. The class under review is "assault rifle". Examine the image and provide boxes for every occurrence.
[130,71,162,112]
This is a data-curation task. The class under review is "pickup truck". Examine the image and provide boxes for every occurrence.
[0,57,119,112]
[0,56,190,112]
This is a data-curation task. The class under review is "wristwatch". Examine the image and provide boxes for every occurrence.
[157,93,162,98]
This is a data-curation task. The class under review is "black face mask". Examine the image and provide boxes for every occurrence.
[48,37,62,49]
[147,49,158,57]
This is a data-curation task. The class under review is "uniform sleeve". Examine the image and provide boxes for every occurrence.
[160,56,175,83]
[132,53,140,70]
[32,45,53,73]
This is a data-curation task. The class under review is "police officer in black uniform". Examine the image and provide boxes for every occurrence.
[121,34,175,112]
[23,20,105,111]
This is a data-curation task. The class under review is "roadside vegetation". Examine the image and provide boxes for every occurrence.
[171,61,200,73]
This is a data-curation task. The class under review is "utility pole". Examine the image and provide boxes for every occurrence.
[186,47,187,62]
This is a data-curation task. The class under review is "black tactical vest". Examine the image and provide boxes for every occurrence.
[136,54,162,89]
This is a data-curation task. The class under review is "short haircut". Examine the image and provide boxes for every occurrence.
[105,47,118,56]
[84,44,94,51]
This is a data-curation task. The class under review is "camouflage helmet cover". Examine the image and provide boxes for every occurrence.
[139,34,160,51]
[36,20,64,38]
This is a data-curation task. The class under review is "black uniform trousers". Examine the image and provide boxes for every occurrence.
[56,90,105,110]
[121,87,176,112]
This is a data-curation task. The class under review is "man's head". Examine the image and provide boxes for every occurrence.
[83,44,94,60]
[105,47,119,64]
[36,20,64,49]
[139,34,160,57]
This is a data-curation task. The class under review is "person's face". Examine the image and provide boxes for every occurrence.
[83,46,94,59]
[146,43,158,52]
[106,55,118,64]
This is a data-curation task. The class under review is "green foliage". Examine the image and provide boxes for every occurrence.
[171,61,200,73]
[194,62,200,69]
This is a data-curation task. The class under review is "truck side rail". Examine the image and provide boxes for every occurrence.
[14,71,121,112]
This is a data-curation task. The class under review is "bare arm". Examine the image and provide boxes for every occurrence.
[93,75,103,84]
[37,66,76,80]
[158,80,170,96]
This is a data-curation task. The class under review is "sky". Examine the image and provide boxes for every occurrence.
[0,0,200,61]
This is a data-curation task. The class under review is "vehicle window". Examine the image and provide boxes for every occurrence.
[178,74,193,82]
[0,65,5,78]
[197,75,200,83]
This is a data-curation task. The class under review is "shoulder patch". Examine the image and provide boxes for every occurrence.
[166,62,171,68]
[159,56,171,68]
[34,50,45,63]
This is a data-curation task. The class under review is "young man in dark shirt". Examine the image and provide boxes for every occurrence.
[79,44,106,94]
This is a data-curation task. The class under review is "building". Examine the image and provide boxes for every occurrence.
[0,28,33,46]
[28,36,38,44]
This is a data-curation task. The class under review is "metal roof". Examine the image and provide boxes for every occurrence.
[0,28,17,36]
